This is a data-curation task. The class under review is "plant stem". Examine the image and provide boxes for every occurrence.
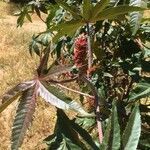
[86,23,93,74]
[81,76,103,143]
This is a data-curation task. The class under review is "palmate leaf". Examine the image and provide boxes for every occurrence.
[44,109,97,149]
[72,118,99,150]
[51,20,84,42]
[101,101,120,150]
[75,117,95,130]
[29,35,40,56]
[82,0,93,20]
[44,109,85,149]
[122,105,141,150]
[42,64,73,80]
[91,0,109,19]
[55,0,81,19]
[129,81,150,102]
[130,0,147,35]
[11,87,37,150]
[37,81,70,110]
[92,6,145,22]
[37,81,93,117]
[0,80,35,113]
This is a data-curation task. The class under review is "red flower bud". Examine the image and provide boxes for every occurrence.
[73,35,87,74]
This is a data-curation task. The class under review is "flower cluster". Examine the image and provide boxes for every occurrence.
[73,35,87,74]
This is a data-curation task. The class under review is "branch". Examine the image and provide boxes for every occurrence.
[81,75,103,143]
[86,23,93,77]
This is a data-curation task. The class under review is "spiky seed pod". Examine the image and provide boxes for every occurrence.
[73,34,87,74]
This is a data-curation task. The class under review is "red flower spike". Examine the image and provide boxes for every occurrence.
[73,35,88,74]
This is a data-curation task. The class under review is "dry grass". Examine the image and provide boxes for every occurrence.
[0,2,56,150]
[0,1,17,18]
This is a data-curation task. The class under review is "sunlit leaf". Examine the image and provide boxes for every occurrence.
[82,0,93,20]
[129,81,150,102]
[11,87,37,150]
[46,5,59,28]
[122,105,141,150]
[38,82,69,109]
[75,117,95,130]
[101,101,120,150]
[44,109,85,149]
[0,80,35,113]
[51,20,84,42]
[129,0,147,35]
[37,81,93,116]
[55,0,81,19]
[93,6,145,22]
[29,35,40,56]
[72,118,99,149]
[91,0,109,19]
[0,94,20,114]
[43,65,73,79]
[17,13,26,27]
[26,13,32,23]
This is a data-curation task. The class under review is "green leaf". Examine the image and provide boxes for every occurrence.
[37,46,51,76]
[29,35,40,56]
[91,0,109,19]
[51,20,84,42]
[0,94,20,114]
[39,32,52,46]
[34,7,41,18]
[17,13,26,27]
[93,6,145,22]
[129,81,150,102]
[44,109,86,149]
[0,81,35,113]
[72,118,99,150]
[38,81,93,117]
[46,4,60,29]
[55,0,81,19]
[140,138,150,148]
[122,105,141,150]
[141,47,150,72]
[130,0,147,35]
[11,87,37,150]
[82,0,93,20]
[55,40,63,59]
[101,116,111,150]
[17,6,29,27]
[44,64,73,78]
[101,101,120,150]
[75,117,95,130]
[26,13,32,22]
[58,135,82,150]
